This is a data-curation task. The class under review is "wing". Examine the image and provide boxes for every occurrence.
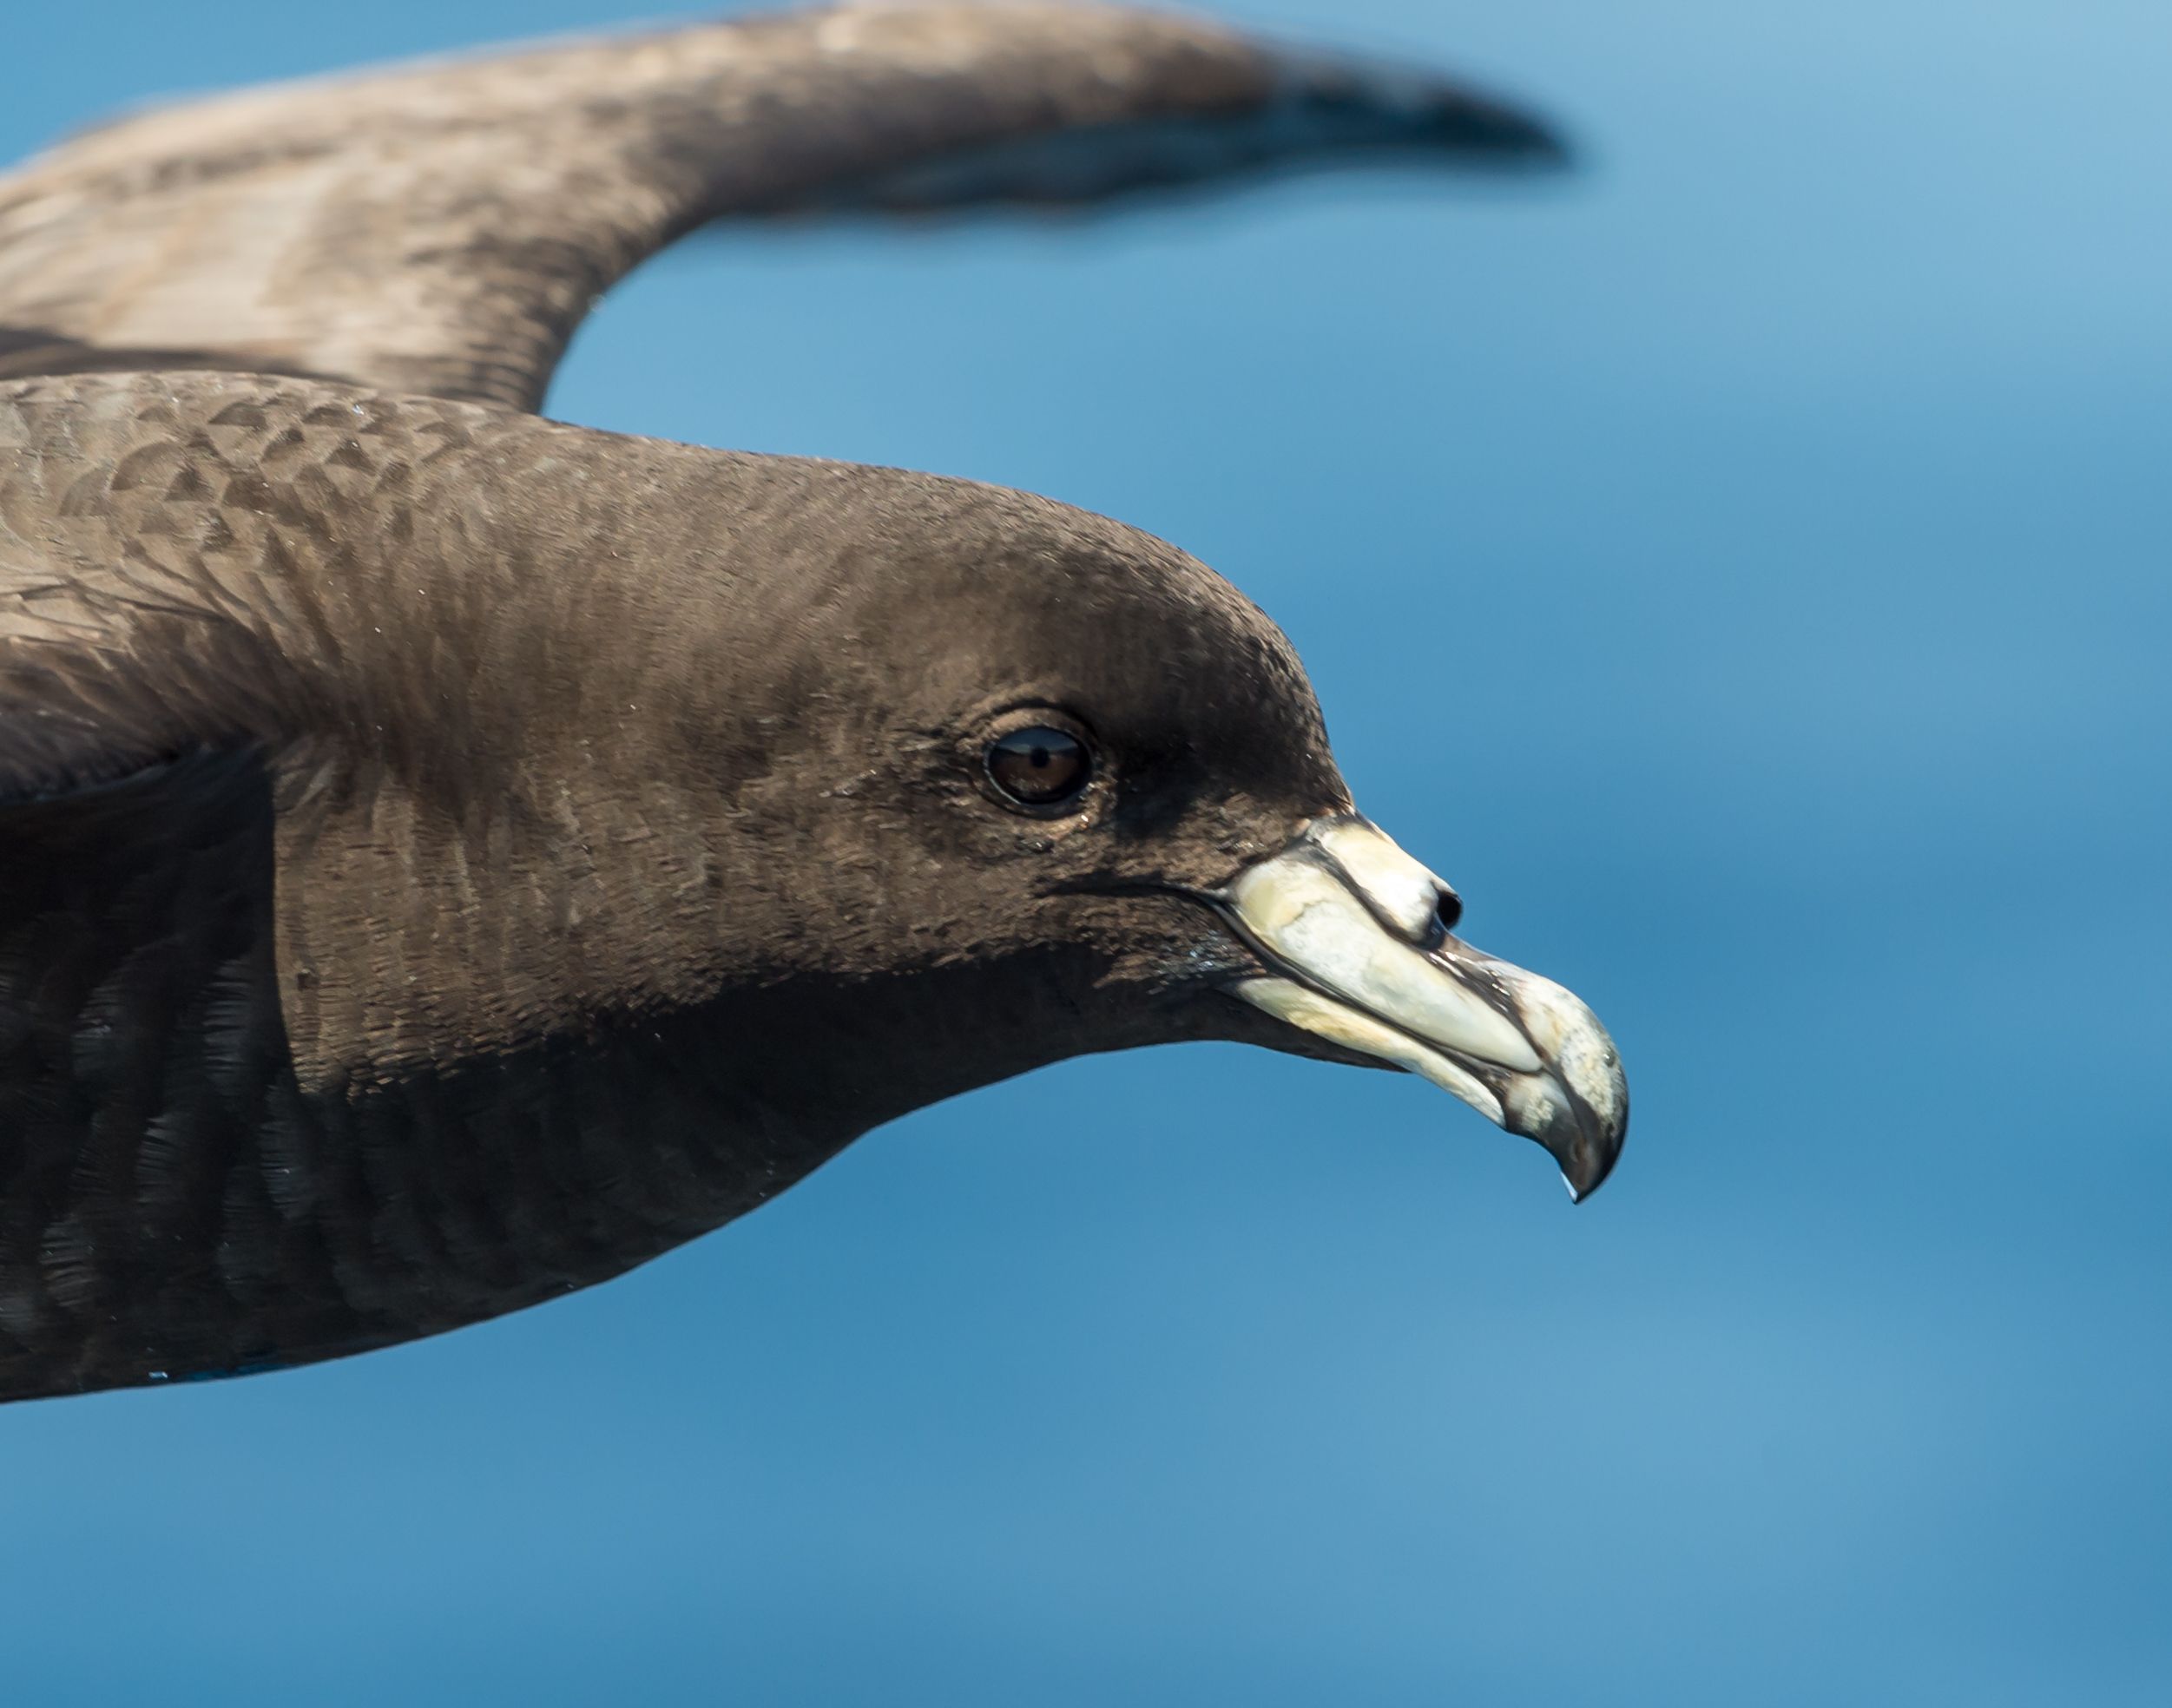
[0,2,1563,411]
[0,389,284,1394]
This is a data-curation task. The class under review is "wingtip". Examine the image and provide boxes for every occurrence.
[1264,44,1575,171]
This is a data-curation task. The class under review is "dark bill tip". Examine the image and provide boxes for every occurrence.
[1538,1090,1627,1203]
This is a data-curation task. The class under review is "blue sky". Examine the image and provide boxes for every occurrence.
[3,3,2167,1703]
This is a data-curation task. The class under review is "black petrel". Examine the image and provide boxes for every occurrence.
[0,3,1625,1402]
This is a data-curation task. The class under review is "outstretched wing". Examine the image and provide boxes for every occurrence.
[0,2,1563,411]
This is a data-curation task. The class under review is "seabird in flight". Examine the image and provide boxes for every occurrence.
[0,3,1625,1403]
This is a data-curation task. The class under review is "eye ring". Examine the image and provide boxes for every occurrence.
[983,721,1095,812]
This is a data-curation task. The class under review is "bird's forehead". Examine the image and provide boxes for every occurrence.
[895,489,1306,685]
[662,459,1338,787]
[908,533,1321,739]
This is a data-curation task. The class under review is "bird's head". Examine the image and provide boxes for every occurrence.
[607,452,1629,1200]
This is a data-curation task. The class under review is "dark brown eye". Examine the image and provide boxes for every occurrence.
[984,726,1092,808]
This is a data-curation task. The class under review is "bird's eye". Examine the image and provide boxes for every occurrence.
[984,726,1092,809]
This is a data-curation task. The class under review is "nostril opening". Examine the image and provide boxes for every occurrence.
[1430,888,1462,940]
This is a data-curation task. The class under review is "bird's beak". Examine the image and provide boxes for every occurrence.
[1218,815,1627,1199]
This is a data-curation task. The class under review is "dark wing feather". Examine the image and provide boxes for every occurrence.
[0,407,290,1393]
[0,3,1563,411]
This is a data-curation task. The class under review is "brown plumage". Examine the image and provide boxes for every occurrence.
[0,3,1560,407]
[0,4,1622,1404]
